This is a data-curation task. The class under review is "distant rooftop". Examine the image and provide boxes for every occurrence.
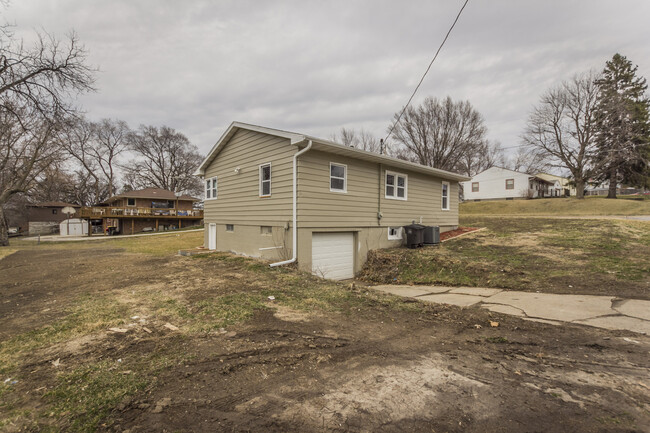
[106,187,200,202]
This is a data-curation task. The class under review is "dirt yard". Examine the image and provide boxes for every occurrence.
[360,217,650,300]
[1,240,649,432]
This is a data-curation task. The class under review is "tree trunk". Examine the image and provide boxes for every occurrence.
[607,169,618,199]
[0,206,9,247]
[575,179,585,199]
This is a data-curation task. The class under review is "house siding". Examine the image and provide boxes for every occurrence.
[297,150,459,229]
[202,129,295,225]
[461,167,532,201]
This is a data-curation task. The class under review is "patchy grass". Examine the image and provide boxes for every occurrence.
[0,247,17,261]
[0,247,430,432]
[460,196,650,216]
[358,217,650,299]
[7,230,203,256]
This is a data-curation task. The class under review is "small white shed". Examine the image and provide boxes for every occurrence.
[59,218,89,236]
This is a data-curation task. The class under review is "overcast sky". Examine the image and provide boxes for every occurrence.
[3,0,650,158]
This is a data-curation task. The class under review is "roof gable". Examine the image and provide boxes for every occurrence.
[196,121,470,182]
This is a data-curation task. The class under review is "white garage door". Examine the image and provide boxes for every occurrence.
[312,232,354,280]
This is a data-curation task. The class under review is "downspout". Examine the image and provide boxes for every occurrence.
[270,139,313,267]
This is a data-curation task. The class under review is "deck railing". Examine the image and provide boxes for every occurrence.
[79,206,203,218]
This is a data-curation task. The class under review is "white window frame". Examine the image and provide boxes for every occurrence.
[329,162,347,193]
[385,170,408,200]
[259,163,272,197]
[441,181,450,211]
[126,198,136,207]
[205,176,217,200]
[388,227,403,240]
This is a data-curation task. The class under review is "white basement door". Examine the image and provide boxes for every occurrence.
[311,232,354,280]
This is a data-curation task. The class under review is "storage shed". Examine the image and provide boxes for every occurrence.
[59,218,89,236]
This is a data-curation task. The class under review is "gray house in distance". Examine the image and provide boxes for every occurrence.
[195,122,470,280]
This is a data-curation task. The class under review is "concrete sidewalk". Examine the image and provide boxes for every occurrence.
[373,285,650,335]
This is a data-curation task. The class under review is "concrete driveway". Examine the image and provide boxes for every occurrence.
[373,285,650,335]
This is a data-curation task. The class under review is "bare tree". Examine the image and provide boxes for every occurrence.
[508,146,551,175]
[0,14,94,244]
[389,96,488,173]
[522,72,601,199]
[0,30,95,123]
[90,118,129,196]
[331,127,385,154]
[123,125,203,196]
[457,140,505,177]
[0,108,63,245]
[57,117,128,201]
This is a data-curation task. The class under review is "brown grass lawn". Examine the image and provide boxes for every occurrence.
[359,217,650,299]
[460,195,650,216]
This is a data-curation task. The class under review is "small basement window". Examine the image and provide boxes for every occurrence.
[505,179,515,190]
[127,198,136,206]
[330,162,347,192]
[205,176,217,200]
[472,182,479,192]
[388,227,402,240]
[259,163,271,197]
[226,224,234,232]
[260,226,272,235]
[385,171,407,200]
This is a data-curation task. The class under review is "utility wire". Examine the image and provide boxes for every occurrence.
[384,0,470,143]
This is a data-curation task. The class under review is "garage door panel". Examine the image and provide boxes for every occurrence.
[312,232,354,280]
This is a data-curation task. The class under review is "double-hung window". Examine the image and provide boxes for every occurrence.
[330,163,347,192]
[205,176,217,200]
[259,163,271,197]
[505,179,514,190]
[385,171,407,200]
[442,181,450,210]
[472,182,479,192]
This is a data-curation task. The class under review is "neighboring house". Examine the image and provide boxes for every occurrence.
[27,201,81,235]
[536,173,575,197]
[78,188,203,235]
[194,122,470,280]
[461,167,554,201]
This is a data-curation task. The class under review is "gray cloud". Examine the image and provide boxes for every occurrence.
[4,0,649,157]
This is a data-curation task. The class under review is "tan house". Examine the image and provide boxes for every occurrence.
[78,188,203,235]
[195,122,470,280]
[536,173,575,197]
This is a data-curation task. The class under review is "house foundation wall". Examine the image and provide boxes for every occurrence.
[202,223,456,277]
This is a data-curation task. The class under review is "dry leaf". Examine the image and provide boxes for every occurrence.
[489,321,499,327]
[163,323,179,331]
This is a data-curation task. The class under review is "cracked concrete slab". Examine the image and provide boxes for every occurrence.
[371,284,648,334]
[482,303,525,317]
[372,285,449,298]
[449,287,502,297]
[417,293,484,307]
[573,316,650,335]
[486,292,615,323]
[613,299,650,321]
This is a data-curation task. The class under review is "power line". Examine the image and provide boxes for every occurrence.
[384,0,470,143]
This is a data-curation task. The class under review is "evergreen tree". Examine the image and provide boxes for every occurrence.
[593,54,650,198]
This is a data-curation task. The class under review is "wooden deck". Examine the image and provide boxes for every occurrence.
[79,206,203,219]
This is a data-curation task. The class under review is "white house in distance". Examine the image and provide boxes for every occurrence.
[536,173,576,197]
[461,167,554,201]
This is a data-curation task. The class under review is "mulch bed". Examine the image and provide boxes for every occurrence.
[440,226,481,241]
